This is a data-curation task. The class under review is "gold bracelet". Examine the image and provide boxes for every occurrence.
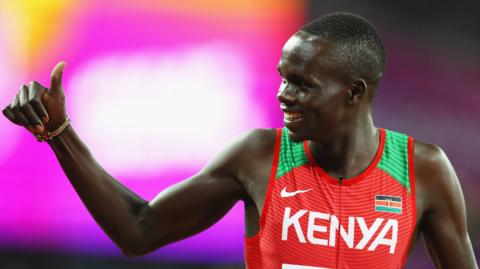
[36,118,71,142]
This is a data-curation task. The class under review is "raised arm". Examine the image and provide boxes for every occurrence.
[415,141,478,268]
[2,62,255,256]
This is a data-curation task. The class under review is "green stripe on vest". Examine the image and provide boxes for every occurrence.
[275,128,411,192]
[378,130,410,192]
[276,128,308,179]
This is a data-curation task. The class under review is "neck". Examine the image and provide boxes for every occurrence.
[308,115,379,179]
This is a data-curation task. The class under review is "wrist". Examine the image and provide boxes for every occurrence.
[36,117,71,142]
[47,124,73,147]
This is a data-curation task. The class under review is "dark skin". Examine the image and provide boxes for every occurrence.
[3,31,478,268]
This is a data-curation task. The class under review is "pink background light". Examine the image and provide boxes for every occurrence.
[0,0,305,262]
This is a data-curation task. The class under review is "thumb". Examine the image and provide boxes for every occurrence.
[50,61,66,95]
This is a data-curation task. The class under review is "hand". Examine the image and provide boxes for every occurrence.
[2,62,68,136]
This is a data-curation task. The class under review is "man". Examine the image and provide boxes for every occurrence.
[2,12,478,269]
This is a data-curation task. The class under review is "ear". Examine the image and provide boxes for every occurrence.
[347,79,367,104]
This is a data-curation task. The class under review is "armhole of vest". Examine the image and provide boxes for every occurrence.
[402,136,417,267]
[258,128,282,234]
[407,136,416,222]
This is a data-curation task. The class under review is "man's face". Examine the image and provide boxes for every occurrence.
[277,31,350,142]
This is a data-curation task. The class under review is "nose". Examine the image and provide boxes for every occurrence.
[277,83,296,105]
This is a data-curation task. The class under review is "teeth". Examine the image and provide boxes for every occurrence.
[284,112,303,121]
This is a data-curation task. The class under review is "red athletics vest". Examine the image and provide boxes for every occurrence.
[245,128,416,269]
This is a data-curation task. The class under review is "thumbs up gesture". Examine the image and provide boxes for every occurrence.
[2,62,68,136]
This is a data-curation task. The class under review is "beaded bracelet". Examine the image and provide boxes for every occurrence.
[36,118,71,142]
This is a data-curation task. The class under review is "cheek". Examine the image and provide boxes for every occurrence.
[301,92,330,111]
[307,95,344,121]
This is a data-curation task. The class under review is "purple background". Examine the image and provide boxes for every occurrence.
[0,0,478,268]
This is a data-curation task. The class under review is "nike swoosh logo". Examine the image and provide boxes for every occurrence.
[280,187,312,198]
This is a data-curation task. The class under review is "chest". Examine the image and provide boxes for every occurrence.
[244,127,418,268]
[269,165,414,248]
[245,164,416,269]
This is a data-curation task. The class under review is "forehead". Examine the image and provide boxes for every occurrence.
[279,31,331,72]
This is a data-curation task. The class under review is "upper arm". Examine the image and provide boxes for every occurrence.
[136,129,274,253]
[415,142,478,268]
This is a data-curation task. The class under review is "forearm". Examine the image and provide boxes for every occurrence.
[48,125,149,254]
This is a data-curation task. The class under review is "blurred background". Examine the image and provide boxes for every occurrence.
[0,0,478,268]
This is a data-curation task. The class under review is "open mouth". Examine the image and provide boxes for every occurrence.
[283,111,304,122]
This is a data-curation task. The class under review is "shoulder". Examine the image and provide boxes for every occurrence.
[223,128,277,159]
[414,140,447,168]
[201,128,278,176]
[413,140,461,212]
[199,128,278,200]
[237,128,278,150]
[413,140,454,183]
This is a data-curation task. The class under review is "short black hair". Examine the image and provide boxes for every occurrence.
[301,12,385,86]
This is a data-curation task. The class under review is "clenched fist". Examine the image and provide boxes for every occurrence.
[2,62,68,137]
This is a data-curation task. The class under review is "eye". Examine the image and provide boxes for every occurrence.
[281,79,287,85]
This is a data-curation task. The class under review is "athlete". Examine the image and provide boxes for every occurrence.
[2,12,478,268]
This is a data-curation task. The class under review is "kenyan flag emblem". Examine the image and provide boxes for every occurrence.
[375,195,402,214]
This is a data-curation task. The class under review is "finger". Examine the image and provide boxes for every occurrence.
[50,61,66,96]
[20,82,45,133]
[11,91,31,130]
[2,106,21,125]
[28,81,49,125]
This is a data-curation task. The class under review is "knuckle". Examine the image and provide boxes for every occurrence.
[28,81,41,90]
[18,86,26,96]
[29,98,41,107]
[32,81,43,88]
[29,89,44,102]
[10,102,19,111]
[19,85,27,94]
[19,97,28,108]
